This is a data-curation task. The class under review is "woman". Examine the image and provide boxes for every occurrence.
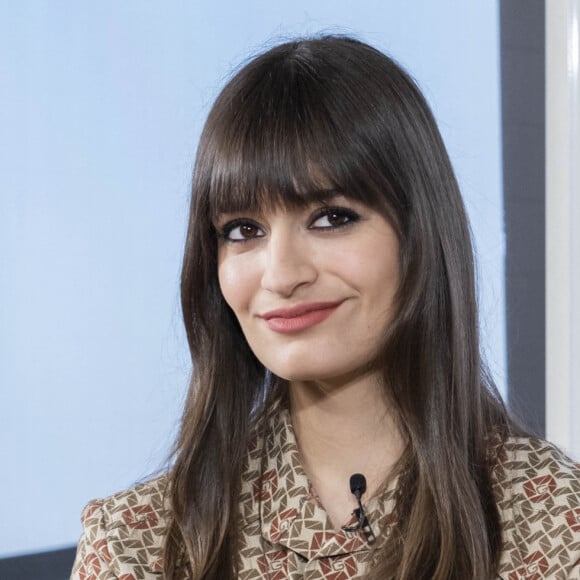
[71,36,580,579]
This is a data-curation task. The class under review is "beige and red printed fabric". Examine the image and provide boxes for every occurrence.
[71,408,580,579]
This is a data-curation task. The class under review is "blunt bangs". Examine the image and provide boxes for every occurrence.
[199,39,403,227]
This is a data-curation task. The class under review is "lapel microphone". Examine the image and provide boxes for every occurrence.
[341,473,376,544]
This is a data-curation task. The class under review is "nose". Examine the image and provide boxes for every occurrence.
[260,229,317,297]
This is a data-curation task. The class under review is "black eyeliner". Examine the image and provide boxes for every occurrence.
[217,218,263,243]
[308,205,361,230]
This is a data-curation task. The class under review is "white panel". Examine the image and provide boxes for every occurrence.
[546,0,580,456]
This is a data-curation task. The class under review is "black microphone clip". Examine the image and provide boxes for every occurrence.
[341,473,376,544]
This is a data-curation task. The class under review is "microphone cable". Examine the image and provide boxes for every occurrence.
[341,473,376,544]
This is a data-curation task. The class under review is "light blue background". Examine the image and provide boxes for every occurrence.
[0,1,504,556]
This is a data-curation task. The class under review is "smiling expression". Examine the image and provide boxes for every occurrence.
[215,195,400,384]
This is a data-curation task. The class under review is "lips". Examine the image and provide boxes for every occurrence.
[260,301,344,334]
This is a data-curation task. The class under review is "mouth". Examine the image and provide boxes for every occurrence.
[260,301,344,334]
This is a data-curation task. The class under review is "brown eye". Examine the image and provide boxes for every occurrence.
[221,220,265,242]
[239,224,259,238]
[310,207,361,230]
[326,211,350,227]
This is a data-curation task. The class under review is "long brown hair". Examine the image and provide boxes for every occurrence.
[164,35,515,579]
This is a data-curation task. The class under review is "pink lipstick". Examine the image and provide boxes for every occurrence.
[260,301,343,334]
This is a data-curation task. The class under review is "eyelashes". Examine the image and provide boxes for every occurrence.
[217,206,361,244]
[309,206,360,230]
[218,218,265,242]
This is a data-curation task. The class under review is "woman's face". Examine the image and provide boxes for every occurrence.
[215,194,400,384]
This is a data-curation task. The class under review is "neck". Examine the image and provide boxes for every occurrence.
[289,371,404,501]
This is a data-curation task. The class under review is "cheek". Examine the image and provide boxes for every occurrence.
[217,260,239,310]
[335,244,399,290]
[217,256,256,314]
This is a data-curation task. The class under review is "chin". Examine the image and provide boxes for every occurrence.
[265,359,359,384]
[270,369,323,382]
[251,342,368,384]
[260,348,380,386]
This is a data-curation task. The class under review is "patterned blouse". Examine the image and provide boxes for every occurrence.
[71,408,580,579]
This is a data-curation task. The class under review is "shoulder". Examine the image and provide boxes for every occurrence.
[493,436,580,504]
[492,437,580,578]
[71,474,172,578]
[82,473,171,533]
